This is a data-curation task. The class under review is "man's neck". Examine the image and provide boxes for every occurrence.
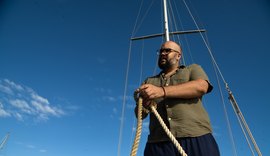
[163,66,178,77]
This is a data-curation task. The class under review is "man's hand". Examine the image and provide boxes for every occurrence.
[138,84,165,100]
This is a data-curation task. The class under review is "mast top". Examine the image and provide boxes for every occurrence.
[163,0,170,41]
[131,0,206,41]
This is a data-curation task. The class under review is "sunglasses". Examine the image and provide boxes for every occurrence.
[158,48,180,55]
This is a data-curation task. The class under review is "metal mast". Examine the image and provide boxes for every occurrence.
[131,0,205,41]
[163,0,170,41]
[0,133,10,150]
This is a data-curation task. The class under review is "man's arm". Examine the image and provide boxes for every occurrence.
[139,78,209,100]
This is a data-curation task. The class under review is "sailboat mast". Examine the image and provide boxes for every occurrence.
[131,0,206,41]
[0,133,10,150]
[163,0,170,41]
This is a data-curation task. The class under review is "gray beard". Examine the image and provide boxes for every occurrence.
[158,57,178,70]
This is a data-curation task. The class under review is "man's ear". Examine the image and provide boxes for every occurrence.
[176,53,181,61]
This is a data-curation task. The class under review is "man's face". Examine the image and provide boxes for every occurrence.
[158,42,181,70]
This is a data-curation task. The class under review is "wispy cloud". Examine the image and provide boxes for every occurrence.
[26,144,36,149]
[39,149,47,153]
[102,96,117,102]
[0,102,11,117]
[93,86,138,121]
[15,142,47,153]
[0,79,65,121]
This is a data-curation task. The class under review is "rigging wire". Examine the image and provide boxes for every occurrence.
[118,0,155,155]
[120,0,262,155]
[117,40,133,156]
[168,1,237,154]
[133,0,156,37]
[181,0,262,155]
[166,0,243,154]
[129,40,145,151]
[117,0,146,154]
[179,0,240,154]
[213,62,238,156]
[131,0,145,37]
[181,0,226,83]
[0,133,10,150]
[231,101,256,156]
[167,0,189,65]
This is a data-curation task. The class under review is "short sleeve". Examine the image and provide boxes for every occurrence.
[188,64,213,93]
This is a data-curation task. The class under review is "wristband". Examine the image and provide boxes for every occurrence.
[161,86,166,98]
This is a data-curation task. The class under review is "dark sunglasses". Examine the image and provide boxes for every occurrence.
[158,48,180,55]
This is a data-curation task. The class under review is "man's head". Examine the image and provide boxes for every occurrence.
[158,41,182,70]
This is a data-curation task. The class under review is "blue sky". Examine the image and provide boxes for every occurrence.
[0,0,270,156]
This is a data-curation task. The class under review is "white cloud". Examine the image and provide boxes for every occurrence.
[31,93,49,105]
[16,142,47,153]
[31,100,64,118]
[14,112,23,121]
[0,84,14,95]
[39,149,47,153]
[0,79,66,121]
[102,96,117,102]
[10,99,33,115]
[0,109,10,117]
[3,79,23,91]
[0,102,11,117]
[26,144,36,149]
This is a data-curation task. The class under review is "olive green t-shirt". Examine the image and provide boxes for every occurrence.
[141,64,213,143]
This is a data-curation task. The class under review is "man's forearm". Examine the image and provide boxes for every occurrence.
[164,79,209,99]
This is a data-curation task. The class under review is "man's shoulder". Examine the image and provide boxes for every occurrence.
[177,64,201,71]
[185,64,205,72]
[178,63,201,69]
[143,74,161,84]
[146,74,160,79]
[186,63,201,68]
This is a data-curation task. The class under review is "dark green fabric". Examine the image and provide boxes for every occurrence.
[138,64,213,143]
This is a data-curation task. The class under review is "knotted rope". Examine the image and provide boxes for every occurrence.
[130,93,187,156]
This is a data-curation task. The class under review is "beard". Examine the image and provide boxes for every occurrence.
[158,57,178,70]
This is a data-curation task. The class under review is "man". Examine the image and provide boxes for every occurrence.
[135,41,220,156]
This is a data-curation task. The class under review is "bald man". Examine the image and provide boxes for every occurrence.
[135,41,220,156]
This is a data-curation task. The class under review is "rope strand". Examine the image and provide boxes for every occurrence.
[130,98,143,156]
[150,105,187,156]
[130,97,187,156]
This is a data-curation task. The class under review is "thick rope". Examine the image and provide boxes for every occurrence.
[130,98,143,156]
[131,96,187,156]
[149,105,187,156]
